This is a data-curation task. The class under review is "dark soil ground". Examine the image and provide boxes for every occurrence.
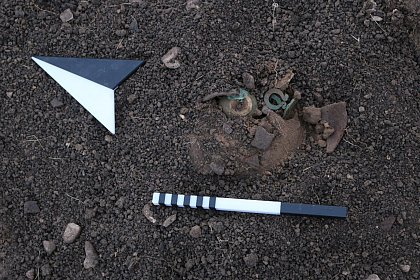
[1,0,419,279]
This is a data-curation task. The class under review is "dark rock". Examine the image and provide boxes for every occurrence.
[251,126,275,150]
[24,201,40,214]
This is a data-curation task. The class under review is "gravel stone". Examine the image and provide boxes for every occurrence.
[85,208,96,219]
[63,223,81,243]
[24,201,40,214]
[366,274,381,280]
[40,264,51,277]
[84,241,99,269]
[251,126,275,150]
[129,18,139,32]
[127,94,137,103]
[380,215,395,231]
[209,162,225,175]
[115,29,127,37]
[42,240,56,255]
[243,253,258,267]
[50,97,64,108]
[162,214,177,227]
[25,269,35,279]
[242,72,255,89]
[189,225,202,238]
[59,9,73,23]
[400,264,410,273]
[223,123,233,134]
[302,106,321,124]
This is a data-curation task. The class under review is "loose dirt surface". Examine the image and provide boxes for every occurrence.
[1,0,419,279]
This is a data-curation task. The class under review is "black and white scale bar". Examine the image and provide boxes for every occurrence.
[152,193,347,218]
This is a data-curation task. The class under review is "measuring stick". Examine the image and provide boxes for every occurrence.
[152,193,347,218]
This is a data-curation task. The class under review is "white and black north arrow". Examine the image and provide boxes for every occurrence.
[32,56,145,134]
[152,193,348,218]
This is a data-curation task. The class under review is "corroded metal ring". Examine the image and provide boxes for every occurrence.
[264,88,289,111]
[219,94,257,117]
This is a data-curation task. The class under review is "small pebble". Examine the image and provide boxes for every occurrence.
[243,253,258,267]
[59,9,73,23]
[209,162,225,176]
[223,123,233,134]
[242,72,255,89]
[41,264,51,277]
[162,214,177,227]
[359,106,365,113]
[115,197,125,208]
[105,135,112,142]
[400,264,410,273]
[25,269,35,279]
[127,94,137,104]
[42,240,56,255]
[129,18,139,32]
[251,126,275,150]
[115,29,127,37]
[366,274,380,280]
[84,241,99,269]
[50,97,64,108]
[24,201,40,214]
[318,139,327,148]
[302,106,321,124]
[189,225,202,238]
[63,223,81,243]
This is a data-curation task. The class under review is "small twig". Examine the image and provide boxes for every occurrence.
[350,34,360,43]
[116,38,124,49]
[49,157,64,160]
[32,1,58,15]
[65,193,82,202]
[343,138,357,147]
[23,135,45,149]
[311,186,321,205]
[374,20,387,35]
[107,2,132,8]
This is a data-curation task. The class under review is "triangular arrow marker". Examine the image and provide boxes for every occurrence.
[32,56,145,134]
